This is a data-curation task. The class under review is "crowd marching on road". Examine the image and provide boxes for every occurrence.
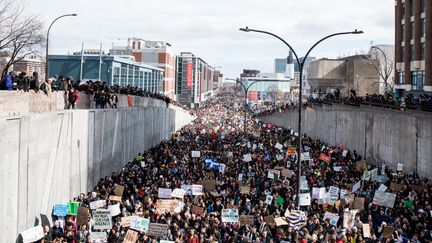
[21,91,432,243]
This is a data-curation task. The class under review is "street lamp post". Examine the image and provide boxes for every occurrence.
[369,46,392,93]
[45,13,77,81]
[240,26,363,209]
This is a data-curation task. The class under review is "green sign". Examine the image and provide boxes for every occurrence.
[67,202,79,216]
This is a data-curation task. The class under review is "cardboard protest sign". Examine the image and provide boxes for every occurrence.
[281,169,294,178]
[240,186,251,194]
[130,216,150,232]
[156,199,183,214]
[410,184,427,192]
[221,209,239,223]
[108,203,121,216]
[77,207,90,226]
[265,195,273,205]
[343,209,358,229]
[356,160,367,171]
[264,216,276,227]
[123,229,138,243]
[319,153,331,163]
[109,195,122,202]
[191,151,201,158]
[67,202,79,216]
[299,193,311,206]
[90,200,106,210]
[239,215,254,225]
[275,217,288,226]
[171,188,186,198]
[372,191,396,208]
[353,197,365,210]
[53,204,68,216]
[92,232,108,242]
[390,183,404,192]
[200,179,217,191]
[114,185,125,197]
[312,187,326,199]
[191,206,205,215]
[20,225,44,243]
[382,226,394,238]
[93,209,112,230]
[121,216,133,227]
[324,212,339,226]
[158,188,172,199]
[148,223,169,237]
[243,154,252,162]
[362,224,371,238]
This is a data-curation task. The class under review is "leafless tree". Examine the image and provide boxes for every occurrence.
[368,46,395,93]
[0,0,45,81]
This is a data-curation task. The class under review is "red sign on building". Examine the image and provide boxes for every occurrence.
[186,62,193,88]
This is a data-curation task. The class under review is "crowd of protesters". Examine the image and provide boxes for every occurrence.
[31,91,432,243]
[1,71,173,109]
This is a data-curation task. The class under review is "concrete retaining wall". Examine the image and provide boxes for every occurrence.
[260,104,432,178]
[0,105,194,243]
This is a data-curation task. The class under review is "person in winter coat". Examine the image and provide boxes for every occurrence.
[29,71,39,92]
[67,88,79,109]
[3,71,15,90]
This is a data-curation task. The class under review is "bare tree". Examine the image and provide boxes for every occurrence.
[0,0,45,81]
[368,46,395,93]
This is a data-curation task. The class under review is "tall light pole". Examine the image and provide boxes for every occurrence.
[240,27,363,208]
[369,46,392,93]
[45,13,78,81]
[226,77,290,133]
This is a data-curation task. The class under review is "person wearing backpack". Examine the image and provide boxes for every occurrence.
[67,88,79,109]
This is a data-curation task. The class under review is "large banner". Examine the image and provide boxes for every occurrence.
[187,62,193,88]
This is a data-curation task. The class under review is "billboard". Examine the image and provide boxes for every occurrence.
[187,62,193,88]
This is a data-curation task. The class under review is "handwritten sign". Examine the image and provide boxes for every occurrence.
[108,203,121,216]
[239,215,254,225]
[191,151,201,158]
[158,188,172,199]
[243,154,252,162]
[121,216,133,227]
[372,191,396,208]
[20,225,44,243]
[90,200,106,210]
[92,232,108,243]
[67,202,79,216]
[362,224,371,238]
[240,186,251,194]
[123,230,138,243]
[221,209,239,223]
[53,204,68,217]
[312,187,326,199]
[109,195,122,202]
[148,223,169,237]
[324,212,339,226]
[114,185,125,197]
[130,216,150,232]
[171,188,186,199]
[299,193,311,206]
[191,206,205,215]
[93,209,112,230]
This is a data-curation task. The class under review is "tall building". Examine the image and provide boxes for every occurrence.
[175,52,216,107]
[395,0,431,97]
[274,58,286,73]
[110,38,176,99]
[240,71,291,104]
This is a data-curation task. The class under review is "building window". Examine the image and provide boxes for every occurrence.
[410,21,414,39]
[410,44,414,60]
[421,19,425,37]
[421,0,425,13]
[411,71,425,90]
[410,0,414,16]
[402,46,405,60]
[402,24,405,40]
[402,2,406,19]
[399,71,405,84]
[421,43,425,60]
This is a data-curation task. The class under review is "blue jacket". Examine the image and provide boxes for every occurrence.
[4,74,13,90]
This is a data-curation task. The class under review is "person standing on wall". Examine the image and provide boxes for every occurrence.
[29,71,40,92]
[67,88,78,109]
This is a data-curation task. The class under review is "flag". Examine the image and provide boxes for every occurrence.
[285,210,307,229]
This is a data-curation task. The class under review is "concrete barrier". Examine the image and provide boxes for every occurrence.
[0,105,194,243]
[260,104,432,178]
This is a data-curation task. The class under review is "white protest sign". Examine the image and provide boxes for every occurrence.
[397,163,403,171]
[299,193,311,206]
[221,209,239,223]
[342,150,348,157]
[276,155,284,161]
[340,189,348,199]
[108,203,121,216]
[343,209,359,229]
[300,152,310,161]
[171,188,186,198]
[312,187,326,199]
[267,170,280,180]
[352,181,361,193]
[324,212,339,226]
[91,232,108,243]
[192,184,203,196]
[377,184,388,192]
[329,186,340,205]
[300,176,308,191]
[372,191,396,208]
[89,200,106,210]
[370,168,378,181]
[191,151,201,158]
[265,195,273,205]
[130,216,150,232]
[20,225,44,243]
[158,188,172,199]
[333,166,342,172]
[93,209,112,230]
[243,154,252,162]
[275,143,283,150]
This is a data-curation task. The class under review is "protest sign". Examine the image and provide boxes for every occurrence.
[300,152,310,161]
[123,230,138,243]
[390,182,404,192]
[191,151,201,158]
[171,188,186,198]
[108,203,121,216]
[342,150,348,157]
[114,185,125,197]
[264,216,276,227]
[300,176,308,191]
[383,226,394,238]
[267,169,280,180]
[319,153,331,163]
[148,223,169,237]
[200,179,217,191]
[333,166,342,172]
[191,206,205,215]
[90,200,106,210]
[93,209,112,230]
[372,191,396,208]
[109,195,122,202]
[275,143,283,150]
[53,204,68,217]
[238,173,243,181]
[158,188,172,199]
[299,193,311,206]
[160,241,175,243]
[281,169,294,178]
[370,168,378,181]
[130,216,150,232]
[221,209,239,223]
[353,197,365,210]
[67,202,79,216]
[243,154,252,162]
[397,163,403,171]
[362,170,370,181]
[356,161,367,171]
[287,147,296,155]
[377,184,387,192]
[240,186,251,194]
[343,209,358,229]
[328,186,340,205]
[362,224,371,238]
[410,184,427,192]
[92,232,108,243]
[323,212,339,226]
[192,184,203,195]
[20,225,44,243]
[275,217,288,226]
[121,216,133,227]
[340,189,348,199]
[239,215,254,225]
[265,195,273,205]
[312,187,326,199]
[156,199,183,214]
[276,155,284,161]
[77,207,90,226]
[352,181,361,193]
[227,151,233,157]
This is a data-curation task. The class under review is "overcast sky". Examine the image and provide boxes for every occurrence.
[24,0,394,79]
